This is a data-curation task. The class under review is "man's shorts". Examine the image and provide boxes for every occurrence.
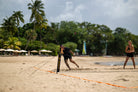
[126,53,134,57]
[63,55,72,60]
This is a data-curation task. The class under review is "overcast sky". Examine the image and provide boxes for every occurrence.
[0,0,138,35]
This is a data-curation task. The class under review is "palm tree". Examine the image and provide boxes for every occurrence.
[28,0,45,29]
[12,11,24,27]
[4,37,21,50]
[39,19,48,49]
[28,0,47,49]
[1,16,17,36]
[12,11,24,39]
[25,29,37,50]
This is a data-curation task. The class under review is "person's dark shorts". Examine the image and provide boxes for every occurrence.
[126,53,134,57]
[63,55,72,60]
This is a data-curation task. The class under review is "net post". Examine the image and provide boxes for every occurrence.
[56,45,61,73]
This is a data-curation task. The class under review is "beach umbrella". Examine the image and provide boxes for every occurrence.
[75,49,80,55]
[82,41,87,55]
[13,50,21,53]
[46,50,52,53]
[75,49,80,52]
[5,49,14,52]
[31,50,38,53]
[20,50,27,53]
[0,49,5,51]
[40,49,48,52]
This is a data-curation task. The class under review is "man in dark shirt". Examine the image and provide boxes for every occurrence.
[61,45,79,70]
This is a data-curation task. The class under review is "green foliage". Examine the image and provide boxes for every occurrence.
[19,37,27,50]
[0,39,4,48]
[27,40,46,50]
[25,29,37,40]
[46,43,59,56]
[63,42,77,52]
[12,11,24,26]
[0,0,138,56]
[0,28,4,48]
[1,16,18,36]
[4,37,21,50]
[107,27,135,55]
[28,0,45,22]
[132,35,138,53]
[25,29,37,50]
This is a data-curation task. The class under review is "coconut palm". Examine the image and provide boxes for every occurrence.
[28,0,47,49]
[4,37,21,50]
[1,16,17,36]
[25,29,37,50]
[38,19,48,49]
[28,0,45,29]
[12,11,24,39]
[12,11,24,27]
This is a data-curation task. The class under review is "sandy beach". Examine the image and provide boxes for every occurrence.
[0,56,138,92]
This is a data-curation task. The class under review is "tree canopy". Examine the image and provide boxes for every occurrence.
[0,0,138,56]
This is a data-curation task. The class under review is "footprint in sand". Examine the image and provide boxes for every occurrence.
[9,87,13,91]
[115,78,129,81]
[22,63,26,65]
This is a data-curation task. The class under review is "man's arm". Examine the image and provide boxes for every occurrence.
[125,46,129,53]
[60,48,64,54]
[131,46,135,52]
[70,50,74,55]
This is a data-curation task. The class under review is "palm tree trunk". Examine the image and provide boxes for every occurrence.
[25,40,30,50]
[25,36,32,50]
[40,30,42,49]
[17,26,20,41]
[54,32,59,44]
[25,21,35,50]
[25,21,36,50]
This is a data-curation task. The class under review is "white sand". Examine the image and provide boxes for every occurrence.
[0,56,138,92]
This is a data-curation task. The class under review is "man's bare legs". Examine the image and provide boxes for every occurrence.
[64,59,71,70]
[69,59,79,68]
[131,57,136,69]
[123,57,129,69]
[123,57,136,69]
[64,59,79,70]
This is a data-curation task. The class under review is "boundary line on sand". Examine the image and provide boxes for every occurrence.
[33,66,138,89]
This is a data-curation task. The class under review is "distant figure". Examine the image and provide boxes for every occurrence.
[61,45,79,70]
[123,40,135,69]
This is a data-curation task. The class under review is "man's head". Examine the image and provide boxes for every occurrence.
[60,45,65,49]
[128,40,132,46]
